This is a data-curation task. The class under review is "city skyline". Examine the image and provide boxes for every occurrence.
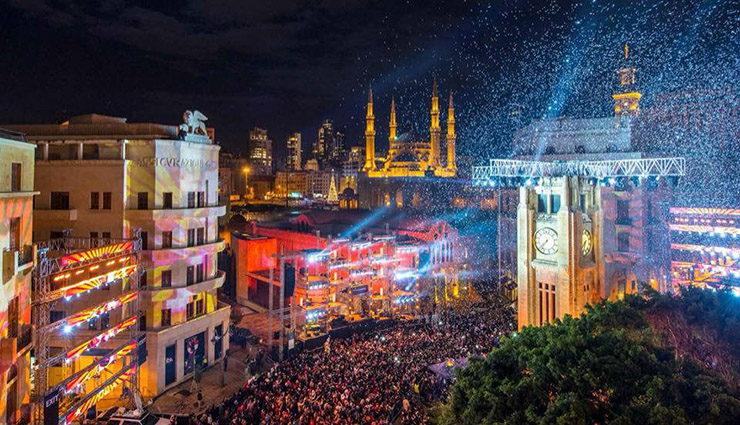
[1,1,736,159]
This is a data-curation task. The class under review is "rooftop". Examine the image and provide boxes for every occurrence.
[2,113,180,141]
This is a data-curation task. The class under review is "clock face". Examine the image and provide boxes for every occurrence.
[534,227,559,255]
[582,229,593,256]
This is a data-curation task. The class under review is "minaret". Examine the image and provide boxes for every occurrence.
[612,43,642,118]
[446,92,456,174]
[363,86,377,171]
[430,77,441,168]
[389,97,397,142]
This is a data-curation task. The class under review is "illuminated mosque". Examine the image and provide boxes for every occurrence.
[364,77,456,178]
[356,78,460,209]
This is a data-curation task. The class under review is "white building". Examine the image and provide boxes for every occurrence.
[6,112,229,397]
[0,129,36,425]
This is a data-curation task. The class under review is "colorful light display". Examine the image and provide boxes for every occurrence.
[66,315,137,359]
[65,292,138,328]
[58,264,137,299]
[64,365,135,425]
[60,241,134,267]
[669,223,740,236]
[670,207,740,217]
[64,341,136,393]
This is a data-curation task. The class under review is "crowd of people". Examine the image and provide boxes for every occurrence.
[188,297,514,425]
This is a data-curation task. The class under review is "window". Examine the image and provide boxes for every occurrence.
[137,192,148,210]
[11,163,21,191]
[139,315,147,331]
[616,199,630,225]
[187,192,196,208]
[575,145,585,154]
[550,194,561,214]
[88,317,97,330]
[197,191,205,207]
[103,192,112,209]
[140,271,148,288]
[90,192,100,209]
[187,229,195,247]
[196,262,204,282]
[102,232,111,239]
[186,266,195,285]
[538,282,556,325]
[161,270,172,288]
[163,192,173,209]
[140,231,148,250]
[90,232,98,239]
[195,297,204,316]
[537,194,547,213]
[186,300,195,320]
[100,312,110,330]
[8,217,20,250]
[545,146,556,155]
[50,231,64,239]
[197,227,205,245]
[162,231,172,249]
[580,194,587,212]
[618,232,630,252]
[161,309,171,327]
[50,192,70,209]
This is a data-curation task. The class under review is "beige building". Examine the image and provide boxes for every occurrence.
[0,129,36,425]
[6,112,229,397]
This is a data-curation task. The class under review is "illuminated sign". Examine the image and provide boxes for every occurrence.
[134,157,217,170]
[60,242,134,267]
[66,316,137,359]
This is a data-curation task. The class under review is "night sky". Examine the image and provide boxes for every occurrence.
[1,0,737,162]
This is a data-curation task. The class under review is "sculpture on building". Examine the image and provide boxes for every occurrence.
[180,110,208,136]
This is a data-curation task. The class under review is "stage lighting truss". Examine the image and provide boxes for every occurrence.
[472,157,685,186]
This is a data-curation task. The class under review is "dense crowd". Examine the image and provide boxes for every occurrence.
[189,298,514,425]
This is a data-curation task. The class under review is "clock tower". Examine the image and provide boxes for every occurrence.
[517,176,601,328]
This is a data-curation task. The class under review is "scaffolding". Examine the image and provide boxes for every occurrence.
[472,157,686,182]
[32,234,142,425]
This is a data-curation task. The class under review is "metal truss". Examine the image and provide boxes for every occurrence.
[472,157,685,183]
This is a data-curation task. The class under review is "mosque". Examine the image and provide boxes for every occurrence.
[357,78,459,209]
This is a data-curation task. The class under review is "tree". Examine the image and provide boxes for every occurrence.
[434,290,740,425]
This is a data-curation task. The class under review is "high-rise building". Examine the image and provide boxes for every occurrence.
[249,127,272,173]
[286,132,302,171]
[314,119,346,166]
[6,112,229,397]
[0,129,35,425]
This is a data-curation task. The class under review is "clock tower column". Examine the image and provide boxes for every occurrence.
[517,176,599,330]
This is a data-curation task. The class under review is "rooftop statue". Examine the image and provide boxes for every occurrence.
[180,110,208,136]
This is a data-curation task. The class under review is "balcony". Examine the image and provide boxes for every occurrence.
[146,301,230,334]
[138,239,225,268]
[2,245,35,283]
[139,271,225,305]
[35,208,78,222]
[125,204,226,220]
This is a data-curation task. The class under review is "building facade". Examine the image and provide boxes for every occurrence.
[0,130,36,425]
[6,112,229,397]
[248,127,273,174]
[669,207,740,295]
[286,132,302,171]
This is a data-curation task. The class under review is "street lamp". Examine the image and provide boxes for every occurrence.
[242,166,250,200]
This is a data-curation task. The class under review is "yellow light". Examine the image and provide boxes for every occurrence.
[89,265,100,271]
[242,167,251,174]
